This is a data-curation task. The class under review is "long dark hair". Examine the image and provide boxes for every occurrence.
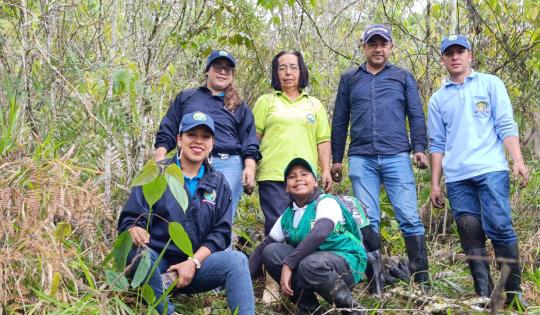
[270,51,309,91]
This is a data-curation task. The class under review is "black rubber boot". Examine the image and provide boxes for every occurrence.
[292,289,321,315]
[493,243,529,311]
[365,250,384,296]
[317,277,366,315]
[404,235,430,285]
[455,215,493,298]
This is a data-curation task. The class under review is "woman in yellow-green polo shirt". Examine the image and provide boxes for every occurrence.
[253,51,332,235]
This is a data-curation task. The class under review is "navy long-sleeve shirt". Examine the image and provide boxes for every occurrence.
[117,159,232,259]
[155,87,262,162]
[331,63,428,163]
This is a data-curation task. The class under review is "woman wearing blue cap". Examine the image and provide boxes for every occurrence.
[154,50,261,220]
[119,112,255,315]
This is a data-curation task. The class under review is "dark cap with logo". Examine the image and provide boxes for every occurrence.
[205,50,237,72]
[179,111,215,135]
[363,24,392,43]
[440,34,471,54]
[284,157,319,181]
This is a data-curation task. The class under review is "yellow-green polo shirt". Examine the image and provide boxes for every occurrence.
[253,91,331,181]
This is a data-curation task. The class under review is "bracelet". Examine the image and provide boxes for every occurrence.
[188,256,201,269]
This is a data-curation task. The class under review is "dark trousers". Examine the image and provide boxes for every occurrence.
[262,243,355,305]
[258,181,290,235]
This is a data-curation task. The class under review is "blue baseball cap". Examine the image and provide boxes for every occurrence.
[440,34,471,54]
[205,50,236,72]
[363,24,392,43]
[179,111,215,135]
[284,157,319,181]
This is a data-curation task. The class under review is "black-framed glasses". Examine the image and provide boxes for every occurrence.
[211,63,234,75]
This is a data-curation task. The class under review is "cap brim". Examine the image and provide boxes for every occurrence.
[181,122,215,135]
[364,33,392,43]
[441,43,470,54]
[284,158,316,180]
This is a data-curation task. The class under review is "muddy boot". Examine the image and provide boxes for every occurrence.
[455,215,494,300]
[317,277,366,315]
[365,250,384,296]
[493,243,529,311]
[404,235,430,286]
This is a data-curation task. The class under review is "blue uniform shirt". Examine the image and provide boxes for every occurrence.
[155,87,262,161]
[427,71,518,183]
[331,63,427,162]
[176,158,205,198]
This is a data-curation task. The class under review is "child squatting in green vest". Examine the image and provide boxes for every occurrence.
[249,157,367,314]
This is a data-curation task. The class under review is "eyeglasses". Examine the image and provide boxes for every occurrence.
[278,64,300,72]
[211,63,234,75]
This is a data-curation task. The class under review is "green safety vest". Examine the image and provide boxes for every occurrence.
[280,195,367,283]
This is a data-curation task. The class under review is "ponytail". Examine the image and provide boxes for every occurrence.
[224,83,242,112]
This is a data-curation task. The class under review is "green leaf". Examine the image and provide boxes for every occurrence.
[54,222,72,242]
[164,163,184,185]
[432,3,441,19]
[131,160,159,187]
[112,231,133,272]
[165,173,188,210]
[169,222,193,257]
[131,250,152,288]
[309,0,316,7]
[142,283,156,305]
[112,69,132,96]
[49,272,61,296]
[105,269,129,292]
[143,175,168,208]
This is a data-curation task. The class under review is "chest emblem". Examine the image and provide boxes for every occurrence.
[204,190,216,203]
[475,101,488,113]
[306,113,316,124]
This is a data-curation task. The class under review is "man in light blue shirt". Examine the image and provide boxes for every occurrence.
[428,35,529,310]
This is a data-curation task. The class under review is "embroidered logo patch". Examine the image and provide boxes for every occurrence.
[448,35,458,41]
[219,50,228,57]
[204,190,216,202]
[475,101,488,113]
[193,111,207,121]
[306,113,315,124]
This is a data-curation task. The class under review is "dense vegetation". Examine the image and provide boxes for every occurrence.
[0,0,538,313]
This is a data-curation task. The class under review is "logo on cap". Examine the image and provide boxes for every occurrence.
[193,112,207,121]
[448,35,458,41]
[366,27,389,35]
[219,51,228,57]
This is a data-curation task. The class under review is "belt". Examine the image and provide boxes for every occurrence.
[213,153,231,159]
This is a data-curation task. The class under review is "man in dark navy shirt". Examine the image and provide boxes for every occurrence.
[331,24,429,293]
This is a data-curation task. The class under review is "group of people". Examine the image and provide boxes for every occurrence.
[117,23,530,315]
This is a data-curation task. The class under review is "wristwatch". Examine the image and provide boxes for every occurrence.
[188,256,201,269]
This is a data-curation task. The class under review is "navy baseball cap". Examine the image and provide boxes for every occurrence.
[179,111,215,135]
[363,24,392,43]
[205,50,236,72]
[440,34,471,54]
[284,157,319,181]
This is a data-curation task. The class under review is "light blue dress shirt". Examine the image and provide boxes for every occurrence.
[427,71,518,183]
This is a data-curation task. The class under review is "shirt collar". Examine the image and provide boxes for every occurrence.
[175,154,205,180]
[444,69,477,87]
[274,90,309,102]
[201,85,226,98]
[360,62,392,73]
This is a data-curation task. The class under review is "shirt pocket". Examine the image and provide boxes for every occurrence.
[471,96,491,119]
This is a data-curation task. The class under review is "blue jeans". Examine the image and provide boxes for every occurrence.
[446,171,517,245]
[127,248,255,315]
[212,155,243,220]
[348,153,425,236]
